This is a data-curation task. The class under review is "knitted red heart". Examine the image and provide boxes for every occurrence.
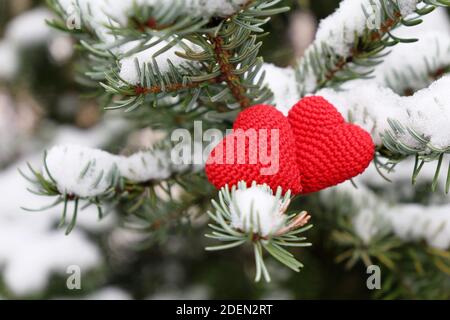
[288,96,375,194]
[205,105,302,194]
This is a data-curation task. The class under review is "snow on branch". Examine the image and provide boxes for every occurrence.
[319,76,450,153]
[206,181,312,282]
[44,145,119,198]
[48,0,285,112]
[55,0,250,42]
[375,31,450,94]
[315,0,418,57]
[325,179,450,250]
[117,40,199,85]
[20,143,204,235]
[295,0,449,95]
[258,63,300,115]
[41,144,198,198]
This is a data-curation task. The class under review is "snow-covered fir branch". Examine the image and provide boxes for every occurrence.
[319,76,450,153]
[315,0,419,57]
[375,31,450,94]
[0,121,125,296]
[324,162,450,250]
[38,143,204,199]
[47,0,286,112]
[206,181,312,282]
[20,137,207,236]
[56,0,251,42]
[15,0,450,289]
[295,0,447,95]
[258,63,300,115]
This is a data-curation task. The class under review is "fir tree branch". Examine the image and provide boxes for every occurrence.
[296,0,450,95]
[209,35,252,109]
[205,182,312,282]
[20,144,209,234]
[133,76,224,96]
[319,10,402,89]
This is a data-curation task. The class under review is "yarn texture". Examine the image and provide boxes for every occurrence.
[205,105,303,194]
[288,96,375,193]
[205,97,375,195]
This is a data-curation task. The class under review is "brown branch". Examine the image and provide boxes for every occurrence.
[322,57,348,85]
[134,77,222,95]
[210,35,252,109]
[370,12,402,41]
[131,0,257,108]
[133,38,254,107]
[132,17,174,32]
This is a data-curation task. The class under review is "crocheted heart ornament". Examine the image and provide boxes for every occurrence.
[205,105,302,194]
[288,96,375,194]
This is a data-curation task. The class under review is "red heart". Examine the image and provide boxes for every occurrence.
[206,105,302,194]
[288,96,375,194]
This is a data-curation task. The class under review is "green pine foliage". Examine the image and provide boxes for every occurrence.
[9,0,450,298]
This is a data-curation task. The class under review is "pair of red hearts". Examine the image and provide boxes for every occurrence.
[205,96,375,194]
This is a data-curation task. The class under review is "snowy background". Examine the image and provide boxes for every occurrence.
[0,0,449,299]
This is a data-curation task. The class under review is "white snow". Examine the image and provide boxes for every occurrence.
[230,184,287,237]
[318,76,450,149]
[315,0,419,57]
[352,207,388,244]
[118,40,187,85]
[85,287,131,300]
[0,41,19,81]
[57,0,131,42]
[397,0,420,17]
[5,8,55,48]
[326,177,450,250]
[393,7,450,37]
[297,1,446,94]
[0,122,127,296]
[315,0,370,57]
[117,150,172,182]
[190,0,249,17]
[388,204,450,250]
[260,63,300,115]
[403,76,450,149]
[0,226,100,296]
[375,31,450,93]
[323,154,450,250]
[45,145,119,198]
[44,140,205,197]
[57,0,249,43]
[48,35,75,64]
[0,92,20,165]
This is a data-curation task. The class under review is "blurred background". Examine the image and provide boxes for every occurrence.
[0,0,448,300]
